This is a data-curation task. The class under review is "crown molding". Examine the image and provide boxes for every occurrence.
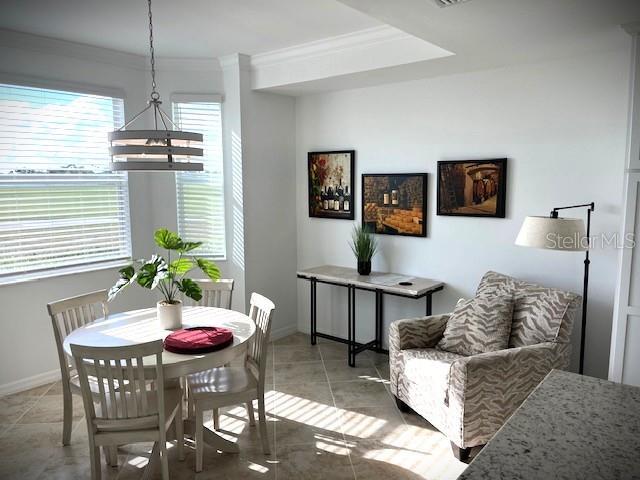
[0,28,147,70]
[250,25,411,68]
[0,28,221,73]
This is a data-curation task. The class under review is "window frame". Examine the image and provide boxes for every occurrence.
[171,93,226,261]
[0,76,132,285]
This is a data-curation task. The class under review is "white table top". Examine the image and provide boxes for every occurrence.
[63,306,256,379]
[297,264,444,297]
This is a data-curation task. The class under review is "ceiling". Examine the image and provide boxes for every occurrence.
[267,0,640,94]
[1,0,640,95]
[0,0,381,58]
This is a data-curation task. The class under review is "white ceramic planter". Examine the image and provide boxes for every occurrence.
[157,300,183,330]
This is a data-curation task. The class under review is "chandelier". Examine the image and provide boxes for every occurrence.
[109,0,203,172]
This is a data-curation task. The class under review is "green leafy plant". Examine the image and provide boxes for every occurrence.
[108,228,221,304]
[349,224,378,261]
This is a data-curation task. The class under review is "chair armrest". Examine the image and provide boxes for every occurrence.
[389,314,450,351]
[447,342,570,447]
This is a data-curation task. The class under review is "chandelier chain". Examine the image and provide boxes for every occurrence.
[147,0,158,100]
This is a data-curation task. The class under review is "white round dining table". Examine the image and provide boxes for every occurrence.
[63,306,255,454]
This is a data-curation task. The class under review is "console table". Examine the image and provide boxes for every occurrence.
[458,370,640,479]
[297,265,444,366]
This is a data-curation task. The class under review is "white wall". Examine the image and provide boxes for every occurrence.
[295,45,631,378]
[222,54,298,337]
[243,88,297,337]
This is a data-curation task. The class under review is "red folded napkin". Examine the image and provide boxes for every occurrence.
[164,326,234,354]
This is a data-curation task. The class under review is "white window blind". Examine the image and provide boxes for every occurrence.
[173,100,226,259]
[0,82,131,279]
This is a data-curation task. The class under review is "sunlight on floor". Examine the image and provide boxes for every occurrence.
[0,334,468,480]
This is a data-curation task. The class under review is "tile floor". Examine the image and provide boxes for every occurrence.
[0,333,469,479]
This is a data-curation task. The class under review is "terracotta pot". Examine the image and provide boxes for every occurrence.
[357,260,371,276]
[157,300,183,330]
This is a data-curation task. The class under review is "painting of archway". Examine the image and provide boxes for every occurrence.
[437,159,507,217]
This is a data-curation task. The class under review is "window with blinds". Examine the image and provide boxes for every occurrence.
[0,82,131,280]
[173,99,226,259]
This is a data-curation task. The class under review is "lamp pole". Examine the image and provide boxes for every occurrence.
[550,202,595,374]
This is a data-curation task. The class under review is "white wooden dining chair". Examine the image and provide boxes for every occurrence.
[70,339,184,480]
[193,279,234,309]
[47,290,109,447]
[187,292,275,472]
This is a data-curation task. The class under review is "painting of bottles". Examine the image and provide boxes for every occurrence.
[308,150,355,220]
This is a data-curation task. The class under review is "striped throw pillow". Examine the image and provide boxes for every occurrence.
[436,295,514,356]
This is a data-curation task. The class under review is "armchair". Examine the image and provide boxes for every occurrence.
[389,271,580,461]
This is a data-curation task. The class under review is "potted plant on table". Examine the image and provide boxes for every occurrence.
[349,224,378,275]
[108,228,221,329]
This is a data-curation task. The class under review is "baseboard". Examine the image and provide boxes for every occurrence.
[271,323,299,341]
[0,369,60,397]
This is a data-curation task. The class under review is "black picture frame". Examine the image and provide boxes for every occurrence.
[361,173,428,237]
[308,150,355,220]
[437,158,507,218]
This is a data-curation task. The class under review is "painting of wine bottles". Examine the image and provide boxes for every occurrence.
[362,173,427,237]
[437,159,507,217]
[308,150,355,220]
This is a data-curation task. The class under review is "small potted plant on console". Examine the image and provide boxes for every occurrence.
[349,224,378,275]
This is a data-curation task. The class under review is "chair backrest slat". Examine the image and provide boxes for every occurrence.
[246,293,275,387]
[125,358,138,418]
[192,279,234,309]
[70,340,165,434]
[137,356,149,415]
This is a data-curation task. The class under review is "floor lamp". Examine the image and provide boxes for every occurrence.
[515,202,595,374]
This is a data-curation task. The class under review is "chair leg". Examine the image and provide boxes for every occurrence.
[258,396,270,455]
[451,441,471,462]
[195,404,204,473]
[247,401,256,426]
[89,435,101,480]
[213,407,220,430]
[175,402,184,461]
[62,382,73,446]
[187,388,194,420]
[394,395,411,413]
[103,446,111,466]
[159,433,169,480]
[108,446,118,467]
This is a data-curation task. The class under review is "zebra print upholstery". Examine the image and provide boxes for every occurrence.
[436,294,514,356]
[476,271,580,347]
[389,271,580,451]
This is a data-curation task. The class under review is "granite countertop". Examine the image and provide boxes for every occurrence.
[459,369,640,480]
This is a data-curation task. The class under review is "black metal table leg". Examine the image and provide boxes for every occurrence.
[375,289,384,352]
[348,285,356,367]
[310,278,317,345]
[426,292,433,316]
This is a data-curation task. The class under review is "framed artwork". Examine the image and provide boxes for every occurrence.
[437,159,507,218]
[362,173,427,237]
[308,150,355,220]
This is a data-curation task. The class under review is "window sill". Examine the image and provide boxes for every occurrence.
[0,259,132,287]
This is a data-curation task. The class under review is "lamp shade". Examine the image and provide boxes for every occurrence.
[515,216,587,251]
